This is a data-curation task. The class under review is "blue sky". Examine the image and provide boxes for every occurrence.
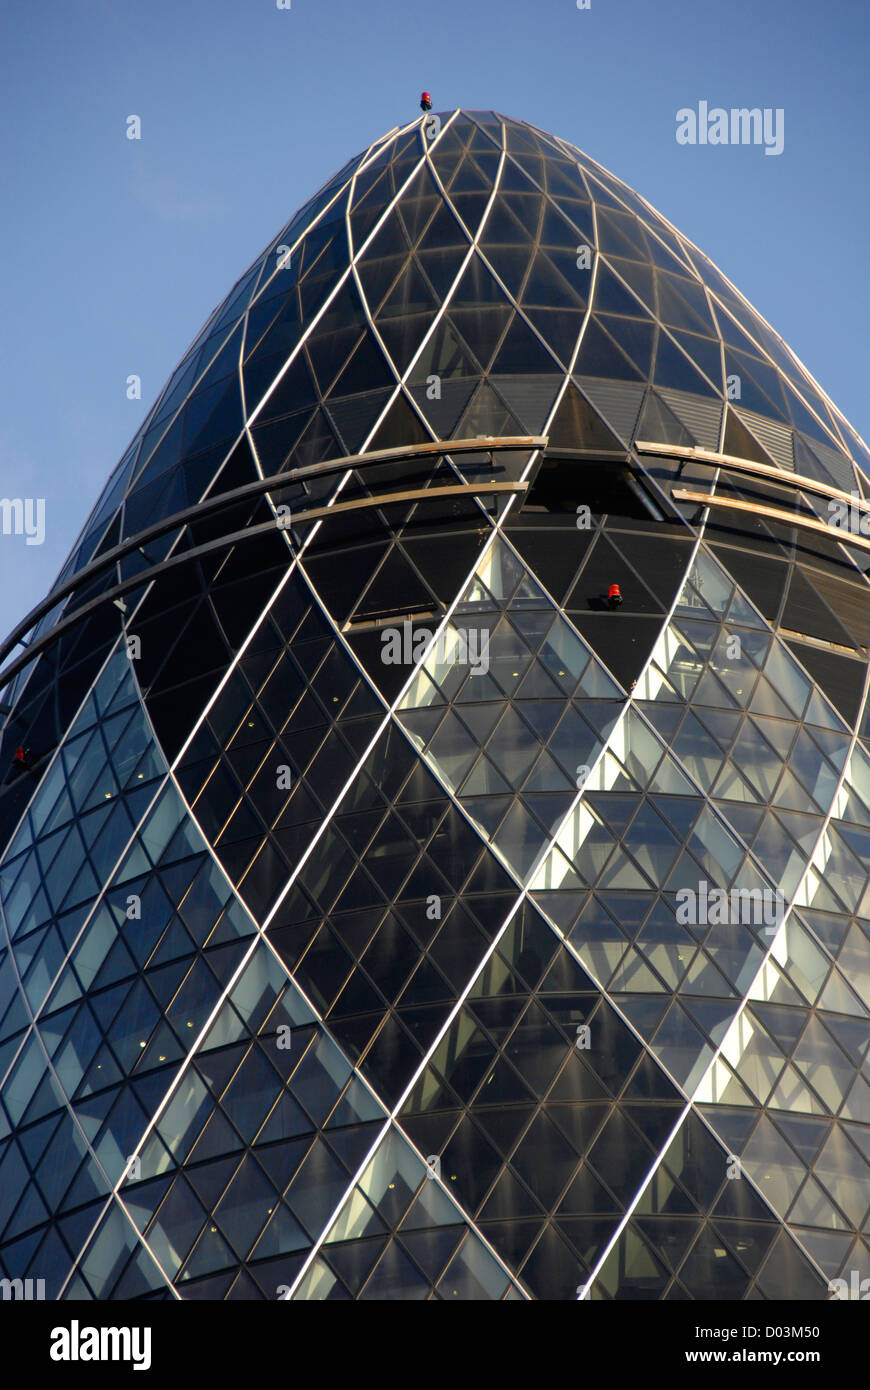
[1,0,868,645]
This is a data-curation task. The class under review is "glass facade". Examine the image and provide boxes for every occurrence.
[1,109,869,1300]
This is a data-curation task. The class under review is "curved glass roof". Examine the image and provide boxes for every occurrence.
[53,109,870,601]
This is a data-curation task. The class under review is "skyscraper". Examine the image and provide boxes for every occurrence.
[1,110,869,1300]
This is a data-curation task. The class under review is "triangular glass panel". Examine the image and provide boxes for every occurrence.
[548,380,625,453]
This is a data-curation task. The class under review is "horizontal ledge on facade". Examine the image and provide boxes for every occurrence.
[637,439,869,515]
[287,480,526,526]
[289,435,548,485]
[0,481,526,698]
[778,627,866,660]
[672,488,870,556]
[0,438,545,675]
[343,607,443,634]
[540,448,632,463]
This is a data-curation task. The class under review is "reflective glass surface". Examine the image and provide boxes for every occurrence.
[2,109,869,1301]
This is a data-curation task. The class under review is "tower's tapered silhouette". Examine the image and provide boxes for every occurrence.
[1,111,869,1301]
